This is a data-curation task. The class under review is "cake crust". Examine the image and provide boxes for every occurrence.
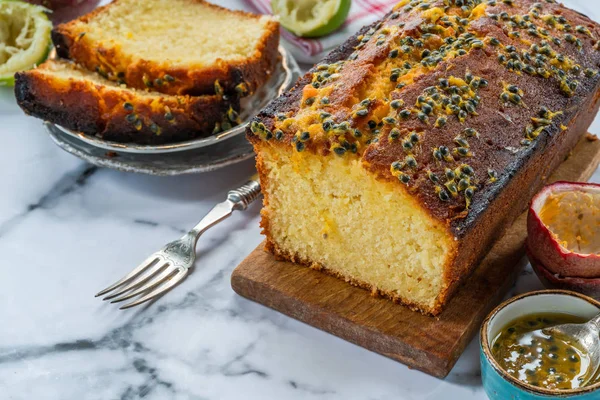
[52,0,280,97]
[248,0,600,315]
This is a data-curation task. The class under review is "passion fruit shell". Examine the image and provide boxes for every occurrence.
[527,181,600,279]
[527,248,600,300]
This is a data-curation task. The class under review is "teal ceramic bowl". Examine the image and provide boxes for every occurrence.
[480,290,600,399]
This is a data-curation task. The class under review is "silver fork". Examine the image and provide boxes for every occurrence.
[95,176,261,309]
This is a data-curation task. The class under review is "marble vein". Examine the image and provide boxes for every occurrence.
[0,165,97,237]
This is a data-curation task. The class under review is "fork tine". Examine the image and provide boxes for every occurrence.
[109,267,176,303]
[102,262,169,301]
[120,268,189,310]
[95,255,160,297]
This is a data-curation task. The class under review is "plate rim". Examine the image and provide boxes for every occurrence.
[46,121,256,176]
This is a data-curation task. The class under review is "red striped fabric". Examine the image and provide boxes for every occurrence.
[244,0,399,62]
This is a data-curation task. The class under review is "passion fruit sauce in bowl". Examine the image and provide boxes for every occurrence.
[481,290,600,399]
[491,313,593,390]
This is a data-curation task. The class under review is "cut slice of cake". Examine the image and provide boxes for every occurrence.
[15,59,239,144]
[248,0,600,315]
[52,0,280,96]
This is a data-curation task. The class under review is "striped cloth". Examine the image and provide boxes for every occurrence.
[245,0,400,64]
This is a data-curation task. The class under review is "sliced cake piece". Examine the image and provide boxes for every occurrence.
[51,0,280,96]
[15,59,239,144]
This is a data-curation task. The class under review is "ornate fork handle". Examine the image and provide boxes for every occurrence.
[162,179,261,265]
[228,179,262,210]
[189,178,261,239]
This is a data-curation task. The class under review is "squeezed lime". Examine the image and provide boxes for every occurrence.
[271,0,351,38]
[0,0,52,86]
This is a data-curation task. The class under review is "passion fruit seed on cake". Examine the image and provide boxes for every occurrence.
[247,0,600,315]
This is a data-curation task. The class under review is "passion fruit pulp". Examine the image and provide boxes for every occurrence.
[527,181,600,279]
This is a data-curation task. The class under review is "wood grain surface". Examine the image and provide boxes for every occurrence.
[231,135,600,379]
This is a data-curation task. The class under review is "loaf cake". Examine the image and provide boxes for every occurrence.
[52,0,280,97]
[15,59,239,144]
[247,0,600,315]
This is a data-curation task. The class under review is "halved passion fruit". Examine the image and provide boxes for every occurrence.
[526,181,600,279]
[527,248,600,299]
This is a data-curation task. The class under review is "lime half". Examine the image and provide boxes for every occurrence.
[0,0,52,86]
[272,0,351,38]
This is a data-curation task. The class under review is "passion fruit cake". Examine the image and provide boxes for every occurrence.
[52,0,280,96]
[15,59,239,144]
[247,0,600,315]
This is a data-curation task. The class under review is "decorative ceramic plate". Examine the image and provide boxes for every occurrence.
[45,46,301,175]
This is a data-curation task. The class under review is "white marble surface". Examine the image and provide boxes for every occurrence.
[1,1,600,399]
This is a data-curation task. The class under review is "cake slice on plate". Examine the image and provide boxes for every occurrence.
[52,0,280,96]
[15,59,239,144]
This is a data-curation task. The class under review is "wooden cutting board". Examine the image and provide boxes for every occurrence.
[231,135,600,379]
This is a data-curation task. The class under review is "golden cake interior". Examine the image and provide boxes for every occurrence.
[73,0,273,66]
[259,145,455,311]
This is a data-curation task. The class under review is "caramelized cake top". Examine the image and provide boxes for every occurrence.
[248,0,600,231]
